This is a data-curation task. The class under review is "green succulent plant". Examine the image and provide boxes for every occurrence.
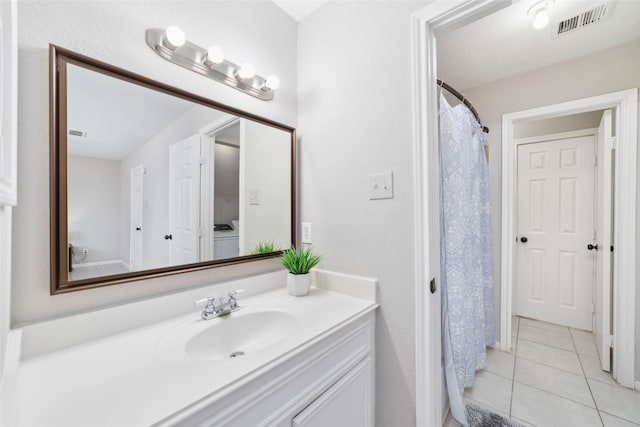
[252,241,279,254]
[280,247,321,275]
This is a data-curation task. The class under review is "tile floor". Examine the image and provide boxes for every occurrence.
[444,316,640,426]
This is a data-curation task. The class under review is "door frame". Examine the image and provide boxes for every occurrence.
[512,128,598,331]
[129,164,145,271]
[199,115,240,260]
[501,90,638,388]
[411,1,512,425]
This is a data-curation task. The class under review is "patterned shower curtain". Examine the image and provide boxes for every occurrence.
[439,92,495,426]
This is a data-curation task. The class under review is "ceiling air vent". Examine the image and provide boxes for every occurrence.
[554,1,611,37]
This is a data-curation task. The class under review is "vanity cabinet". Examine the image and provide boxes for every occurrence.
[159,311,375,427]
[292,358,372,427]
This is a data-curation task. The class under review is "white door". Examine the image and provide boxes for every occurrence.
[516,136,596,330]
[129,165,144,271]
[168,135,201,265]
[595,110,613,371]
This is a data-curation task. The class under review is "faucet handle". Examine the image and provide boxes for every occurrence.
[194,297,215,306]
[228,289,245,298]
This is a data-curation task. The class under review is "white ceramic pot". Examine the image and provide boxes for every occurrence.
[287,272,311,297]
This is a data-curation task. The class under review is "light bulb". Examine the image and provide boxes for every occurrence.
[265,75,280,90]
[533,9,549,29]
[237,62,256,80]
[206,46,225,65]
[165,26,186,49]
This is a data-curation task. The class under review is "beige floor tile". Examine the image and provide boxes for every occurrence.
[516,338,582,374]
[519,317,569,333]
[579,353,617,385]
[463,370,512,414]
[514,358,594,407]
[511,382,602,427]
[570,329,599,357]
[484,347,515,379]
[518,324,574,351]
[589,379,640,424]
[600,412,640,427]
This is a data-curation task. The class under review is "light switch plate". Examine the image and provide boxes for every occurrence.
[369,171,393,200]
[301,222,312,244]
[250,189,260,205]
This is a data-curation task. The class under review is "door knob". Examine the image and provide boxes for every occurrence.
[164,234,173,240]
[520,237,528,243]
[587,243,598,251]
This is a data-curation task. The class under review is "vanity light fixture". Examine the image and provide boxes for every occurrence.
[146,27,279,101]
[528,0,554,29]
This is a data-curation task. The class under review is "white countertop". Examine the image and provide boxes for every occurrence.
[6,285,376,427]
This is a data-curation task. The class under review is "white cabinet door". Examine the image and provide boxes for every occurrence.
[516,136,596,330]
[0,0,17,206]
[292,358,372,427]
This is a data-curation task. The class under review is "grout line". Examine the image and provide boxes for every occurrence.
[511,378,598,410]
[570,328,604,426]
[508,317,520,417]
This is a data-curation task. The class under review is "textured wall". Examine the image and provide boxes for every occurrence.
[13,1,297,325]
[297,2,425,426]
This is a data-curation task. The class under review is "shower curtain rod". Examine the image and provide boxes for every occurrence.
[437,79,490,134]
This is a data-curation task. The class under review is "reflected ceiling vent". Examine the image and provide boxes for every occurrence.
[553,1,612,37]
[68,129,87,137]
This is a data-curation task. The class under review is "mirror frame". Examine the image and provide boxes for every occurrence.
[49,45,296,295]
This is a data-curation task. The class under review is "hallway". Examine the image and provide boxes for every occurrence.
[445,316,640,426]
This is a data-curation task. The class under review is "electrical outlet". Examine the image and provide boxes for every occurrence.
[301,222,312,244]
[82,248,89,255]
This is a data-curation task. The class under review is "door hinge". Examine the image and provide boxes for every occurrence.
[429,278,436,294]
[199,155,207,165]
[608,334,615,348]
[592,303,595,314]
[593,155,597,167]
[198,227,204,238]
[608,137,618,150]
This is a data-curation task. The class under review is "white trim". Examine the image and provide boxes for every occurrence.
[635,380,640,391]
[514,128,598,145]
[500,89,637,387]
[411,2,512,425]
[0,0,18,206]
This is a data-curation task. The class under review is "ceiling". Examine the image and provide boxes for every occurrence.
[67,64,198,160]
[272,0,327,22]
[437,0,640,90]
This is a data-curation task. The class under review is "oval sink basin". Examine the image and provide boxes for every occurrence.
[158,309,297,361]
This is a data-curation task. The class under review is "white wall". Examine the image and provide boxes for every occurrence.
[514,110,603,139]
[240,119,291,254]
[456,40,640,380]
[298,2,424,425]
[213,144,240,226]
[67,155,122,264]
[0,206,12,382]
[120,105,224,269]
[14,1,297,325]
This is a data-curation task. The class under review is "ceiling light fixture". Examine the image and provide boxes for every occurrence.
[527,0,554,30]
[146,28,280,101]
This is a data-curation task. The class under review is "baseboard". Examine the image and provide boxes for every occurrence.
[635,380,640,391]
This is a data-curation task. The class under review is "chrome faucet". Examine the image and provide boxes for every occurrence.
[195,289,243,320]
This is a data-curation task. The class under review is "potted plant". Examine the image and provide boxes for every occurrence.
[280,247,321,296]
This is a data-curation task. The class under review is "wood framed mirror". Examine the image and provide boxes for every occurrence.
[50,45,296,294]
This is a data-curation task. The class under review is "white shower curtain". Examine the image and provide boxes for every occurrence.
[439,92,495,426]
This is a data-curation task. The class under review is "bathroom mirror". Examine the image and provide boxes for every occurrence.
[50,45,296,294]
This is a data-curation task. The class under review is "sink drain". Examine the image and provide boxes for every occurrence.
[229,351,245,358]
